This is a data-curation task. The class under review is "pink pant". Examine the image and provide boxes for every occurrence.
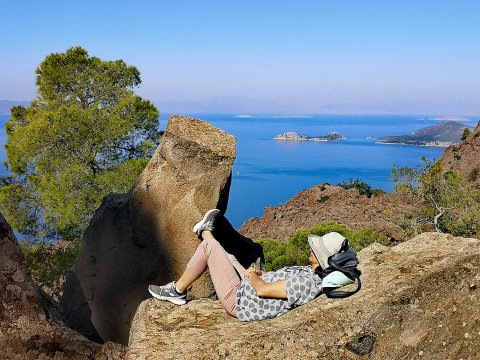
[187,236,246,317]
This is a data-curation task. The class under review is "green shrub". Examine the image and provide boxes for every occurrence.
[462,128,471,141]
[337,179,374,197]
[256,222,385,271]
[319,195,330,203]
[19,240,80,300]
[371,188,386,197]
[256,238,287,271]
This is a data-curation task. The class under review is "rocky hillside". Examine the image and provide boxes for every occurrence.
[128,232,480,360]
[440,120,480,187]
[377,121,474,146]
[240,184,424,242]
[0,212,126,360]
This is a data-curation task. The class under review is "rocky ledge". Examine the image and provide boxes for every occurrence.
[274,131,345,142]
[128,233,480,360]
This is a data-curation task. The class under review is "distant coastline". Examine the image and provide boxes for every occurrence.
[376,140,453,148]
[376,121,474,147]
[428,116,471,121]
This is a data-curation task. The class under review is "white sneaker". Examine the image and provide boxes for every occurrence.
[148,281,187,305]
[193,209,220,237]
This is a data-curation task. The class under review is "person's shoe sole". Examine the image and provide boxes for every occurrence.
[193,209,220,235]
[148,287,187,305]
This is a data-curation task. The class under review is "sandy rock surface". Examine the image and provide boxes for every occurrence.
[240,184,424,243]
[0,212,127,360]
[128,232,480,360]
[61,115,237,344]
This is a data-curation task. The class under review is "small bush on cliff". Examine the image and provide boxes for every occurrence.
[257,222,384,271]
[338,179,373,197]
[0,46,160,243]
[337,179,384,198]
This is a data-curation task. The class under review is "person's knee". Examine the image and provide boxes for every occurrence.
[203,235,220,250]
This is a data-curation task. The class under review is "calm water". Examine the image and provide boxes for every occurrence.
[1,114,468,228]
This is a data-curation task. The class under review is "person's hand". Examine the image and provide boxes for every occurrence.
[245,267,262,278]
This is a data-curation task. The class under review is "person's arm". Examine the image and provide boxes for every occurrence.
[245,268,287,299]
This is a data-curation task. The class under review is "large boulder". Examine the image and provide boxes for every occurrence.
[61,116,238,345]
[240,184,425,243]
[128,232,480,360]
[0,212,126,359]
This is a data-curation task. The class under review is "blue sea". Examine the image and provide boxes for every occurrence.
[1,113,470,228]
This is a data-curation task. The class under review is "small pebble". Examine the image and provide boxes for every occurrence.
[419,351,424,356]
[463,322,467,327]
[464,333,470,339]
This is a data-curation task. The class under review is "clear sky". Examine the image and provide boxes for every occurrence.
[1,0,479,114]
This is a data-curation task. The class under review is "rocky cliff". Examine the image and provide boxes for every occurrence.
[61,116,237,345]
[440,120,480,187]
[240,184,424,242]
[0,212,126,359]
[127,232,480,360]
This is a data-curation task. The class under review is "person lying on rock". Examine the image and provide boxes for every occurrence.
[148,209,360,321]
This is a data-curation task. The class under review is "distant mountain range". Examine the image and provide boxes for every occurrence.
[376,121,475,147]
[0,100,30,115]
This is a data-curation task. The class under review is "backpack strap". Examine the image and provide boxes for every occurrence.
[321,242,362,298]
[323,271,361,298]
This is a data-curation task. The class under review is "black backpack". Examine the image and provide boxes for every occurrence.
[319,239,362,298]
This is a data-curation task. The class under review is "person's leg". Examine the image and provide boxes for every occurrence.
[175,247,246,291]
[226,253,247,279]
[213,214,265,269]
[176,231,242,316]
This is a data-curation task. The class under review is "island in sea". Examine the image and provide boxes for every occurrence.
[376,121,475,147]
[274,131,345,142]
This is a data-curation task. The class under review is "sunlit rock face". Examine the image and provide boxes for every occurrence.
[61,116,237,344]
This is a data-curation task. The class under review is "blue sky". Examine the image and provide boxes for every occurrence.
[1,0,479,114]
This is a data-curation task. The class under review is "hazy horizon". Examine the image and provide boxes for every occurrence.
[2,98,480,118]
[1,1,480,114]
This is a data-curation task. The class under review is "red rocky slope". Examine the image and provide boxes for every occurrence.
[240,184,424,242]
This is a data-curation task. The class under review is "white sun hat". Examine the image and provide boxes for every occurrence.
[308,232,346,269]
